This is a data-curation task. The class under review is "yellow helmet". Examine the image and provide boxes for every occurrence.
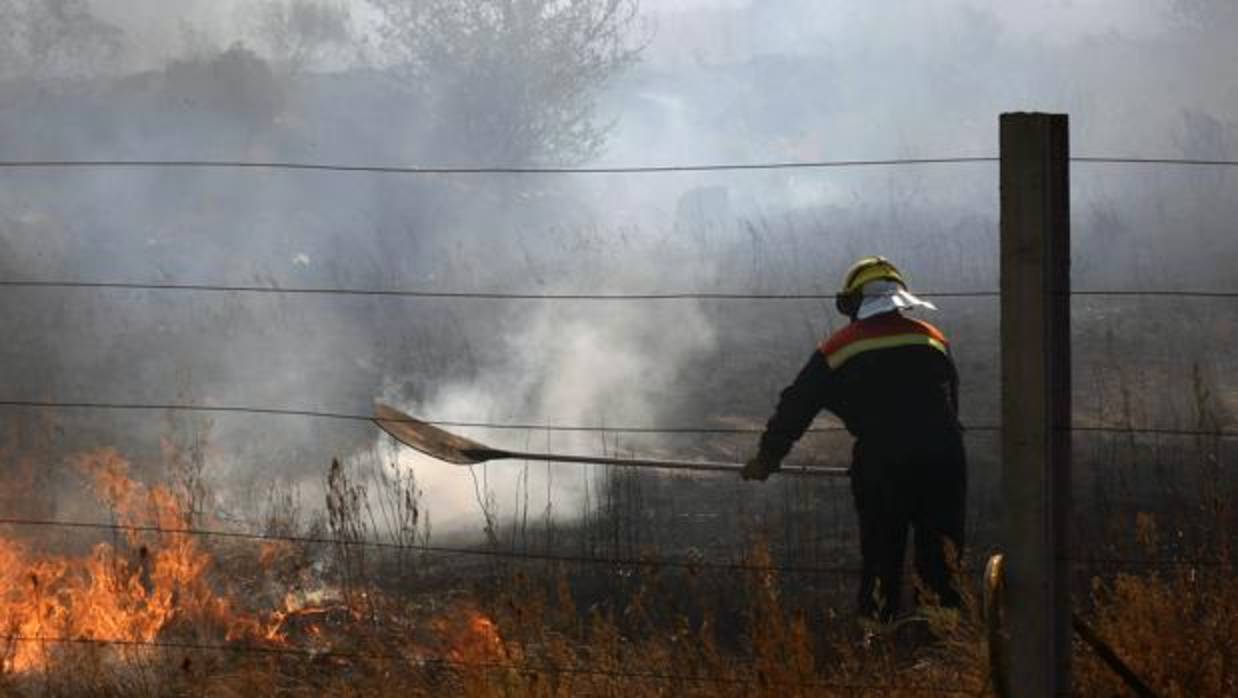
[836,256,907,317]
[841,256,905,294]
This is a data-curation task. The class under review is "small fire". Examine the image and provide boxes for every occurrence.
[0,449,265,673]
[436,606,507,666]
[1,447,512,678]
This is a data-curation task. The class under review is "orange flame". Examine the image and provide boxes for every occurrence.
[1,447,513,677]
[436,606,506,666]
[0,449,262,673]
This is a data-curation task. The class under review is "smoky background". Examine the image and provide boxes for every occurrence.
[0,0,1234,558]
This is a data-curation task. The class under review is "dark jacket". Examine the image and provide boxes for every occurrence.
[758,311,961,463]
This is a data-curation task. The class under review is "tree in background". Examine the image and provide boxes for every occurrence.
[369,0,644,165]
[162,43,287,133]
[246,0,355,75]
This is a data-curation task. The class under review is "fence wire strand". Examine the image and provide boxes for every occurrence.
[0,516,861,577]
[1068,556,1234,570]
[1,154,1237,175]
[5,399,1235,438]
[1,516,1228,576]
[2,279,1237,301]
[0,156,997,174]
[0,397,1010,436]
[0,279,999,301]
[1071,156,1238,167]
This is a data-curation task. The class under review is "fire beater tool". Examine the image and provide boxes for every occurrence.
[373,403,848,478]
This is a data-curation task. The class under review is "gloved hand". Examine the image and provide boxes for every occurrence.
[741,453,780,481]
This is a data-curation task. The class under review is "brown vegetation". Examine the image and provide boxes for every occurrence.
[0,444,1230,697]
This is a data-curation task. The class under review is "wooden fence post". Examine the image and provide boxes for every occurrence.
[999,112,1072,697]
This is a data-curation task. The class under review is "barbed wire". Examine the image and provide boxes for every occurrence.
[0,397,897,436]
[1,635,977,694]
[1068,556,1235,570]
[0,156,997,174]
[0,279,997,300]
[1071,290,1238,299]
[1072,156,1238,167]
[1063,425,1237,438]
[6,398,1236,439]
[0,397,832,438]
[3,279,1237,301]
[0,516,862,577]
[0,151,1227,696]
[1,155,1235,175]
[3,515,1230,581]
[0,398,998,435]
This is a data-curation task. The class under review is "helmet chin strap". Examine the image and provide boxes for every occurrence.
[835,289,862,318]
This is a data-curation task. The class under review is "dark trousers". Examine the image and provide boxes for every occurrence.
[850,432,967,621]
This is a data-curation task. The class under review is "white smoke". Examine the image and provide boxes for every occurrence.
[379,296,718,534]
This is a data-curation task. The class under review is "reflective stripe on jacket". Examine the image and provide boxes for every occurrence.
[757,312,960,462]
[820,313,949,369]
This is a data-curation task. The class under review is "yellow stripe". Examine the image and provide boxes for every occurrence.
[845,264,904,294]
[825,333,947,369]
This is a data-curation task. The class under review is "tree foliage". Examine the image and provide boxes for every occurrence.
[369,0,643,165]
[163,44,287,128]
[248,0,354,74]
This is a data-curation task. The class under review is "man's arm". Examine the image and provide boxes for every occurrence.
[756,350,833,465]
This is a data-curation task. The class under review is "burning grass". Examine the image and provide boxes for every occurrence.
[0,448,253,675]
[0,448,1233,697]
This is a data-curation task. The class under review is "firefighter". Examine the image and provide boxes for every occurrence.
[742,256,966,622]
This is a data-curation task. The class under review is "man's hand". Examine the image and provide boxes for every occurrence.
[741,453,780,481]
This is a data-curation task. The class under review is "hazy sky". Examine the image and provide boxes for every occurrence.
[90,0,1173,66]
[86,1,1227,159]
[9,0,1229,532]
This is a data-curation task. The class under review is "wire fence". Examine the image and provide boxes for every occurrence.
[1,154,1237,175]
[0,516,863,577]
[1,151,1233,693]
[1067,555,1234,570]
[0,280,999,300]
[0,520,1216,693]
[0,515,1229,575]
[0,398,958,435]
[0,155,999,174]
[2,279,1236,301]
[2,399,1235,439]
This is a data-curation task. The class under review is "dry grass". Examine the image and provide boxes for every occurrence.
[1076,566,1236,697]
[1073,514,1236,697]
[2,522,1235,697]
[0,541,991,698]
[1,426,1232,697]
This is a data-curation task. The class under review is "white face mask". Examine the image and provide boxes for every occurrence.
[855,279,937,320]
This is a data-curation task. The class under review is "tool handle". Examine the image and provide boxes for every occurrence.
[463,448,849,478]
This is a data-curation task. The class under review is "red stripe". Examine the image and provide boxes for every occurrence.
[819,314,948,357]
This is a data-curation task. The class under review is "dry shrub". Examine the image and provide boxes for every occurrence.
[6,456,1230,697]
[12,538,1233,697]
[1075,514,1236,697]
[1,541,993,697]
[449,542,990,698]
